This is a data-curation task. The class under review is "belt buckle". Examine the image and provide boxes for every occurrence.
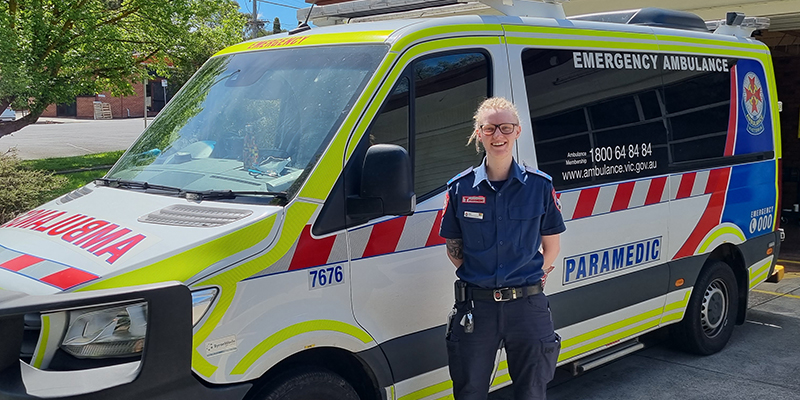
[493,289,504,301]
[493,288,516,302]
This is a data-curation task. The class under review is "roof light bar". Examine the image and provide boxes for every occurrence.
[300,0,568,26]
[476,0,566,19]
[707,11,770,38]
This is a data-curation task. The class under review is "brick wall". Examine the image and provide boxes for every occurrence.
[40,79,163,119]
[120,81,147,118]
[40,104,57,117]
[76,97,96,118]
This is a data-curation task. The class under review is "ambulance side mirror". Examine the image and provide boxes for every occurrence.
[347,144,415,221]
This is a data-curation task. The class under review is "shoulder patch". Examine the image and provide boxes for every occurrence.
[447,166,474,185]
[525,165,552,181]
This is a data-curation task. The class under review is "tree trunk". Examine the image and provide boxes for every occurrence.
[0,110,44,138]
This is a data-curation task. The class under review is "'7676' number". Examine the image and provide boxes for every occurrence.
[309,265,344,290]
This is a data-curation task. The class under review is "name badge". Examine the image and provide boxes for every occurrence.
[464,211,483,220]
[462,196,486,204]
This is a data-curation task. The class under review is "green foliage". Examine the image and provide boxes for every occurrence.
[22,150,125,172]
[167,1,249,96]
[0,0,247,136]
[55,169,112,197]
[273,17,281,34]
[0,150,68,224]
[18,151,124,209]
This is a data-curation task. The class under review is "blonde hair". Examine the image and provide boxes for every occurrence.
[467,97,521,152]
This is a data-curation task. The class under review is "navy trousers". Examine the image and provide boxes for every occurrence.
[446,292,560,400]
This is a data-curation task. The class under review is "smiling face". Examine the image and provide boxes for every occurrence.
[476,108,521,162]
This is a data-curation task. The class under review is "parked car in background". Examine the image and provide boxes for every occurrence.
[0,108,16,121]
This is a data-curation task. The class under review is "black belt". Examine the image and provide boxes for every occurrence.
[469,282,542,302]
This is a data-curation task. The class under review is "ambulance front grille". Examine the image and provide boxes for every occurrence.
[57,186,93,204]
[138,204,253,227]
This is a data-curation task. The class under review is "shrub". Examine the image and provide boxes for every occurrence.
[0,150,68,224]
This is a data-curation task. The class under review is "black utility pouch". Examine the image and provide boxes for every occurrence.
[454,280,468,302]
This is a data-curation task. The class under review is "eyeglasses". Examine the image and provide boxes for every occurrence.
[479,123,517,135]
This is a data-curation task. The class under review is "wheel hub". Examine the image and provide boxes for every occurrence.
[701,278,728,338]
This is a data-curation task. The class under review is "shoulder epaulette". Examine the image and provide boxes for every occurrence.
[447,166,474,185]
[525,165,552,181]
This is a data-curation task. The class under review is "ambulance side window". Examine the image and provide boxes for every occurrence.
[662,58,774,169]
[370,51,489,200]
[314,50,490,235]
[522,49,669,190]
[413,53,488,198]
[369,77,410,150]
[662,67,731,164]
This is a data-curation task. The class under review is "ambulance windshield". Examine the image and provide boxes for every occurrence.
[106,44,387,203]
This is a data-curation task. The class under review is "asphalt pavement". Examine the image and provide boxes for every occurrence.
[0,117,145,160]
[490,270,800,400]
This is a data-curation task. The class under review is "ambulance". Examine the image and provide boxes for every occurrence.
[0,1,782,399]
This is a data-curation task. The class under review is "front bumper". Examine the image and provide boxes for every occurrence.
[0,282,250,400]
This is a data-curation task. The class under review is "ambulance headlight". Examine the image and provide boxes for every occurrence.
[61,302,147,359]
[191,288,218,326]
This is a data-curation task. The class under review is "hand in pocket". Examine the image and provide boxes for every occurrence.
[542,265,555,289]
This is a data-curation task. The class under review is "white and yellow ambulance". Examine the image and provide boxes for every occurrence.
[0,1,782,399]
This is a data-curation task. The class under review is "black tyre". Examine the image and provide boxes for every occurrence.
[254,367,360,400]
[671,260,739,355]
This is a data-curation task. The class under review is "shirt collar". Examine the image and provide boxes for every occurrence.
[472,157,526,189]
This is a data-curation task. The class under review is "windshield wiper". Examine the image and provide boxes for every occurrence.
[95,178,184,194]
[182,189,289,201]
[96,179,288,201]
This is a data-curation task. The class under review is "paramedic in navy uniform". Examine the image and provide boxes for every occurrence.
[440,97,566,400]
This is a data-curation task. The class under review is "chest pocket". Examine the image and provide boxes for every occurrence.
[508,203,544,249]
[456,207,494,252]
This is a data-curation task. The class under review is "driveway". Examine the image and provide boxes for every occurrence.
[0,118,145,160]
[490,270,800,400]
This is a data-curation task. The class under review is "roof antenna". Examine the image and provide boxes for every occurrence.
[289,3,314,35]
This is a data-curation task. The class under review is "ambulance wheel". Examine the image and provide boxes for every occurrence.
[255,367,360,400]
[672,260,738,355]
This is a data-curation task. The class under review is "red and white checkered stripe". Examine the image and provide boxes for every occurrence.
[253,209,448,277]
[558,171,715,221]
[0,248,98,290]
[250,170,725,277]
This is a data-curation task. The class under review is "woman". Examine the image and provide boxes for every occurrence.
[439,97,565,400]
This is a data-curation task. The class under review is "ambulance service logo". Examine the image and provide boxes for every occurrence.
[742,72,765,135]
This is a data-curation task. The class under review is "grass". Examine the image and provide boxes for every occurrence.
[22,150,124,171]
[21,150,125,199]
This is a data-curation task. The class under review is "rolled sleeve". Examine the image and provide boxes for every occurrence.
[439,186,462,239]
[540,183,566,236]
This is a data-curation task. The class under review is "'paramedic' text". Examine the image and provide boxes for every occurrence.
[563,237,662,285]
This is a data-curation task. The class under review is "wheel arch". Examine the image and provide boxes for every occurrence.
[243,346,388,400]
[706,243,748,325]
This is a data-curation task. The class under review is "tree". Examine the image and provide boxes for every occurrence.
[272,17,281,34]
[167,1,248,96]
[0,0,247,138]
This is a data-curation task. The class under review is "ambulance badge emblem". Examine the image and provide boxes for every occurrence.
[742,72,765,135]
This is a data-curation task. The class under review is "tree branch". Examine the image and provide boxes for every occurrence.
[9,0,17,29]
[0,98,12,112]
[97,6,142,29]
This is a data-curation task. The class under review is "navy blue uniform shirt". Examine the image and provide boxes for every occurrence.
[439,158,566,289]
